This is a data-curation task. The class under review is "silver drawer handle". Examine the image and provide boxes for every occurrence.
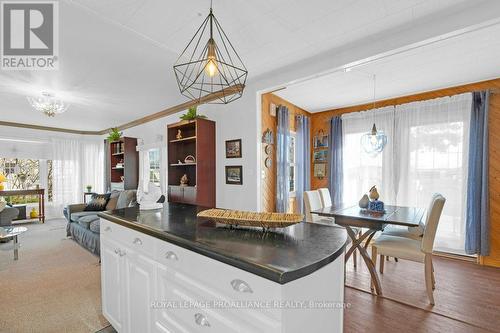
[133,238,142,245]
[230,279,253,293]
[194,313,210,327]
[165,251,178,261]
[105,226,111,232]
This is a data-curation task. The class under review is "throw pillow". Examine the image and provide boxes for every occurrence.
[84,193,111,211]
[116,190,137,209]
[105,190,121,211]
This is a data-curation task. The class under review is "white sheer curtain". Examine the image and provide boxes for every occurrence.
[342,106,396,205]
[341,93,471,254]
[395,94,471,253]
[51,138,104,216]
[51,139,82,215]
[81,141,105,193]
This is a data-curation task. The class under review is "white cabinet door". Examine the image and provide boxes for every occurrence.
[101,239,124,332]
[123,246,157,333]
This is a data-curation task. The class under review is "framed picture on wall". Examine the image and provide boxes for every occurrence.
[313,150,328,163]
[225,139,242,158]
[313,131,329,149]
[314,163,326,179]
[225,166,243,185]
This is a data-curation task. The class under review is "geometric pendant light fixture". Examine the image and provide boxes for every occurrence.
[361,75,387,156]
[173,2,248,104]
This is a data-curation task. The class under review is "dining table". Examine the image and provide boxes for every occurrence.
[311,204,425,295]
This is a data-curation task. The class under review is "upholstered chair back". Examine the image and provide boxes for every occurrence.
[421,193,446,253]
[304,190,323,223]
[318,188,332,208]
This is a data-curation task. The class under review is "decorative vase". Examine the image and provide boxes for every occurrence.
[86,186,92,193]
[180,174,188,186]
[0,183,4,191]
[359,194,369,208]
[369,186,379,201]
[30,208,38,219]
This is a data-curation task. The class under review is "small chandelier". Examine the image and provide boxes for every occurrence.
[173,3,247,104]
[360,75,387,156]
[361,123,387,155]
[27,92,69,117]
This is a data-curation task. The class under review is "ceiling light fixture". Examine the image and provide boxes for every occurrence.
[173,1,247,104]
[27,92,69,117]
[361,75,387,156]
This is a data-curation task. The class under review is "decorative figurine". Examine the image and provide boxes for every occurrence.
[369,185,380,201]
[359,194,369,208]
[180,174,188,186]
[176,129,182,140]
[184,155,196,164]
[368,200,385,212]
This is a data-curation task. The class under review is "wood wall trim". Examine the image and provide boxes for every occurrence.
[0,84,245,136]
[316,78,500,117]
[110,84,245,133]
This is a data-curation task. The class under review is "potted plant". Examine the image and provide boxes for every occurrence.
[86,185,92,193]
[180,106,207,121]
[107,128,122,142]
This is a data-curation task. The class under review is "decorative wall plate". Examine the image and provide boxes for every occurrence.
[265,157,272,168]
[264,144,272,155]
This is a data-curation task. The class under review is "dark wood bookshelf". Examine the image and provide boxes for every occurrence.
[106,137,139,191]
[167,119,215,207]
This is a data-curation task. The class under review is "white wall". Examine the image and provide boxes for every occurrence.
[121,92,260,211]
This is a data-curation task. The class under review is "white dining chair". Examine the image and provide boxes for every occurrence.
[318,188,332,208]
[371,193,446,305]
[304,189,359,267]
[304,190,335,225]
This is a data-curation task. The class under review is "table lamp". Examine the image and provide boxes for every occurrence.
[0,173,6,190]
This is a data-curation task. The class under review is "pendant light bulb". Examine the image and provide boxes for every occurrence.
[205,39,218,77]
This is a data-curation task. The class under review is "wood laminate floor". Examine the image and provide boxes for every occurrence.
[344,253,500,332]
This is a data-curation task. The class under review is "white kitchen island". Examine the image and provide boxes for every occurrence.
[99,204,348,333]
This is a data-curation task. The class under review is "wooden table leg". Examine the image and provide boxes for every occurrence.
[345,227,382,295]
[345,229,372,261]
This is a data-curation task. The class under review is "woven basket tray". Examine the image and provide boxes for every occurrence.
[197,209,304,229]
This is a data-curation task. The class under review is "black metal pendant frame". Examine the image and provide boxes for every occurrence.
[173,7,248,104]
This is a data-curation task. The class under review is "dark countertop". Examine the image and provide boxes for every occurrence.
[98,203,348,284]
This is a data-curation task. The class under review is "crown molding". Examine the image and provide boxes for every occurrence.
[0,84,245,136]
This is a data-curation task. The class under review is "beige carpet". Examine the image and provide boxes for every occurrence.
[0,219,109,333]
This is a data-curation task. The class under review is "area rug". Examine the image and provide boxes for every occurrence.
[0,219,109,333]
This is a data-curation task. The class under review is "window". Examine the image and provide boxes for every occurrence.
[342,93,472,254]
[289,132,296,195]
[148,148,161,187]
[0,158,47,204]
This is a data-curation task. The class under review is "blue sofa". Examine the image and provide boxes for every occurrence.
[65,190,137,256]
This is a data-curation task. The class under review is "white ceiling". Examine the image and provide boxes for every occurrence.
[275,22,500,112]
[0,0,487,130]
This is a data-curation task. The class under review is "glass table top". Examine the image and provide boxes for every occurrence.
[0,226,28,238]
